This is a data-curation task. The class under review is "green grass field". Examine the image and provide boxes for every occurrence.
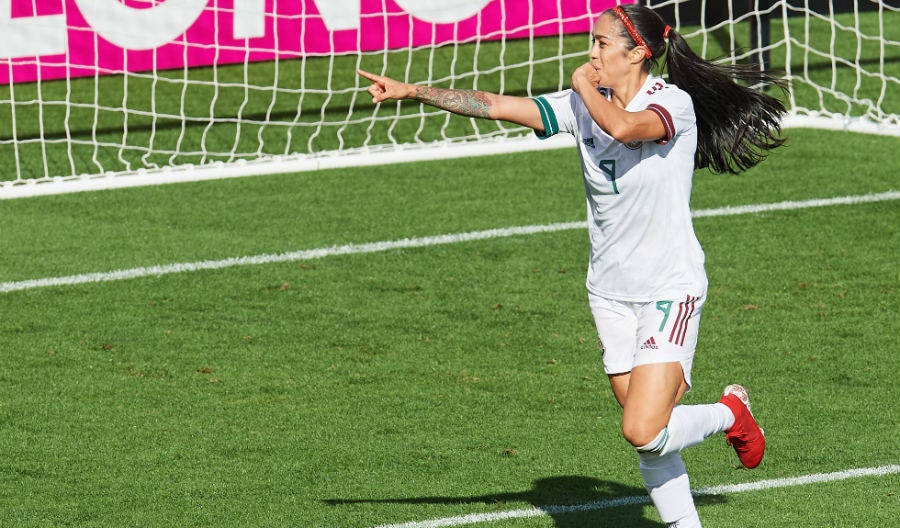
[1,128,898,526]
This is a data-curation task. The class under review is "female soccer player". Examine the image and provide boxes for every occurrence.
[358,4,785,526]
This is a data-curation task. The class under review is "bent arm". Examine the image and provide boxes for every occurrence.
[357,69,545,132]
[571,64,668,144]
[578,88,668,144]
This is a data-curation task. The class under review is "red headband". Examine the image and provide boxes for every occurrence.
[612,6,652,58]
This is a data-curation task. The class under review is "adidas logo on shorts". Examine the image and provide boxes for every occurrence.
[640,336,659,350]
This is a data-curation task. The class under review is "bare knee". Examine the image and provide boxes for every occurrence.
[621,417,664,448]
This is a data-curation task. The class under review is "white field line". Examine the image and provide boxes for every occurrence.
[2,191,898,294]
[369,464,900,528]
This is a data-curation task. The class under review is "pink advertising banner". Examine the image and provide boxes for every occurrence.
[0,0,625,85]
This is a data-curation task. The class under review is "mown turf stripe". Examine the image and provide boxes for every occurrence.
[369,464,900,528]
[2,191,898,294]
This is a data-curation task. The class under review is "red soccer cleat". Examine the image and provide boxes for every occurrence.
[720,384,766,469]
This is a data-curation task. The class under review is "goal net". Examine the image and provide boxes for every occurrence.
[1,0,897,198]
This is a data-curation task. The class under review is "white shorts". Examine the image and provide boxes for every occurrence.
[588,293,705,389]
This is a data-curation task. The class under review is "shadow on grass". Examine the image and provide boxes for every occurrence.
[325,475,726,527]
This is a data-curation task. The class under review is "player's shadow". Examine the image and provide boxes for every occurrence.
[325,475,725,527]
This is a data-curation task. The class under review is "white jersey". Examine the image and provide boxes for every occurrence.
[533,75,707,301]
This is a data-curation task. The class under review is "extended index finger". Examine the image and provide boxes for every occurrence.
[356,69,384,84]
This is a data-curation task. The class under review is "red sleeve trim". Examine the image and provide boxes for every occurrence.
[646,103,676,144]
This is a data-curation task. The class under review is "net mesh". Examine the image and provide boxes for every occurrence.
[1,0,897,196]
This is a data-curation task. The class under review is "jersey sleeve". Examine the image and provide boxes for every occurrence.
[644,87,694,144]
[531,90,577,139]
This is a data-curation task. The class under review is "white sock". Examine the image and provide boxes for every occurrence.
[638,403,735,456]
[661,403,735,455]
[638,451,702,527]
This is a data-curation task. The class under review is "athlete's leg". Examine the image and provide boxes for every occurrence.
[626,295,735,454]
[638,451,702,527]
[594,296,710,527]
[619,361,686,447]
[657,402,735,455]
[614,362,700,528]
[608,365,734,455]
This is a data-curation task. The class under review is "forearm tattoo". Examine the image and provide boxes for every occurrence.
[414,87,492,118]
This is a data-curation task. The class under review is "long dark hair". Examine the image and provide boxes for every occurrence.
[609,4,787,174]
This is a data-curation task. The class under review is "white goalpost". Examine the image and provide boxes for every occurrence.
[1,0,897,199]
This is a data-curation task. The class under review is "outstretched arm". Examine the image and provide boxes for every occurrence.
[357,69,544,132]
